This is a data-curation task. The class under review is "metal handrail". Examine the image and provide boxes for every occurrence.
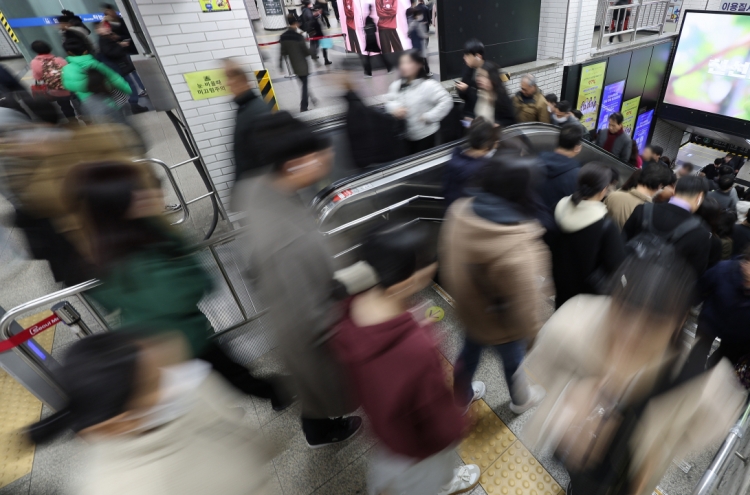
[692,401,750,495]
[321,195,445,236]
[597,0,672,49]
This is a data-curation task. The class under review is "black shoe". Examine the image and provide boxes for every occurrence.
[25,408,71,445]
[324,60,332,65]
[306,416,363,449]
[130,104,149,114]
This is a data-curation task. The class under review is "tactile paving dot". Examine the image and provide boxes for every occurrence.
[458,400,516,471]
[479,442,562,495]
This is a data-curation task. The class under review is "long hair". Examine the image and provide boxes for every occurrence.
[67,161,171,269]
[481,61,515,122]
[571,162,612,205]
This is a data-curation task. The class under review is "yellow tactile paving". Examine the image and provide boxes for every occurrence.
[480,442,562,495]
[0,311,57,489]
[460,400,517,471]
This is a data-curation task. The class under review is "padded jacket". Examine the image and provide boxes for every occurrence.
[62,54,131,101]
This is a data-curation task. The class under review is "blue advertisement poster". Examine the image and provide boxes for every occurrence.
[633,110,655,153]
[596,80,625,131]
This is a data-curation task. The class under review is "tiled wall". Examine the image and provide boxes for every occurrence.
[538,0,599,64]
[504,65,565,101]
[133,0,264,210]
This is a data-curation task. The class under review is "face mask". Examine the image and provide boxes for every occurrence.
[551,114,567,124]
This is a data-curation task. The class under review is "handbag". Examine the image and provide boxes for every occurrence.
[31,80,48,98]
[319,37,334,49]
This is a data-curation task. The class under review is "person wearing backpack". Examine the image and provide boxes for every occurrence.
[623,175,712,277]
[30,40,77,120]
[548,163,626,308]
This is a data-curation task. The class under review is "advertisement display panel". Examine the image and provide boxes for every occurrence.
[577,61,607,131]
[621,96,641,137]
[633,109,655,153]
[664,11,750,120]
[337,0,411,54]
[597,80,625,131]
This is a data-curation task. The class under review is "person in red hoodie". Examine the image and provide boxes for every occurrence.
[376,0,403,53]
[342,0,362,53]
[331,225,480,495]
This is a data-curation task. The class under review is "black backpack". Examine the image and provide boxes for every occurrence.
[626,202,702,262]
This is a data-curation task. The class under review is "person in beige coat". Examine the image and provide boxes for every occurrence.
[56,332,275,495]
[522,255,746,495]
[440,152,551,414]
[604,163,673,229]
[512,74,550,124]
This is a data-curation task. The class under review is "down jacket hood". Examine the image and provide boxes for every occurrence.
[555,195,608,233]
[334,306,419,364]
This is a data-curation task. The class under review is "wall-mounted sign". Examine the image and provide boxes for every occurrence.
[690,134,750,157]
[201,0,231,12]
[577,61,607,131]
[720,2,750,11]
[261,0,284,16]
[184,69,231,100]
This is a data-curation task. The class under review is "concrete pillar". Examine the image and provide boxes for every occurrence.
[257,0,287,30]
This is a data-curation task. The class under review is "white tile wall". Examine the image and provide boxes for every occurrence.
[539,0,599,64]
[505,65,565,100]
[133,0,264,209]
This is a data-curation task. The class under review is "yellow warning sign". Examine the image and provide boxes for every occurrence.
[184,69,232,100]
[425,306,445,322]
[0,11,18,43]
[254,69,279,112]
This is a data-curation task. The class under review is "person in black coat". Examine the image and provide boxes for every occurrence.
[363,5,392,76]
[536,123,584,216]
[94,22,148,113]
[623,175,712,277]
[472,61,516,127]
[548,163,626,308]
[344,88,404,168]
[455,39,484,119]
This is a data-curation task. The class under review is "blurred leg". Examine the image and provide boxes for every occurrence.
[493,340,530,405]
[363,53,372,76]
[299,75,309,111]
[453,337,484,405]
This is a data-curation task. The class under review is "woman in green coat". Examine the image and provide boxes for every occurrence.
[67,161,290,410]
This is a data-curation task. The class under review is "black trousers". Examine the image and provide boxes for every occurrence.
[298,75,310,111]
[406,132,437,156]
[199,341,277,400]
[363,52,392,75]
[378,28,403,54]
[52,95,76,119]
[347,25,362,53]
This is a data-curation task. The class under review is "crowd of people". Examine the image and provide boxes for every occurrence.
[3,18,750,495]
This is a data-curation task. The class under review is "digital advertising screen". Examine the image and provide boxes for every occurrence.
[664,11,750,120]
[621,96,641,136]
[633,109,655,153]
[338,0,411,54]
[577,61,607,131]
[597,80,625,131]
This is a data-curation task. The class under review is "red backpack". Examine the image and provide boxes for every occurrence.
[35,57,70,97]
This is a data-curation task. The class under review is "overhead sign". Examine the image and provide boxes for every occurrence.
[577,61,607,131]
[690,134,750,157]
[7,12,106,28]
[184,69,232,100]
[720,2,750,11]
[201,0,231,12]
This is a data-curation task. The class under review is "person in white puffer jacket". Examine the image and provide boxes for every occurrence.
[385,50,453,156]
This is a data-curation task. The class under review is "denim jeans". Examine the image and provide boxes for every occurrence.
[126,72,140,105]
[453,336,530,406]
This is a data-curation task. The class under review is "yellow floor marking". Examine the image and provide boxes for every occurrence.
[0,311,57,489]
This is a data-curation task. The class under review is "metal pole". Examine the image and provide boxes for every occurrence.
[208,245,249,321]
[133,158,190,225]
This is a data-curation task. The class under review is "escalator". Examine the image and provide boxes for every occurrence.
[312,122,638,268]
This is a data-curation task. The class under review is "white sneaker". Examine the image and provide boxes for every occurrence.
[509,384,546,415]
[438,464,481,495]
[463,381,486,414]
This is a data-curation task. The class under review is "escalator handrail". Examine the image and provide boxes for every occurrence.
[310,122,638,210]
[322,195,445,236]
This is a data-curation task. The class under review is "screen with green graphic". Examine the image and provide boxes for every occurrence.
[665,11,750,121]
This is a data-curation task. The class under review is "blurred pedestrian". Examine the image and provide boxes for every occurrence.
[629,140,642,169]
[407,9,430,75]
[280,15,314,112]
[595,112,631,163]
[386,50,452,155]
[441,153,550,414]
[332,225,480,495]
[733,210,750,256]
[623,175,711,277]
[61,37,131,107]
[552,101,587,137]
[57,11,96,55]
[455,39,484,120]
[695,196,724,269]
[234,112,362,447]
[81,69,132,126]
[30,40,77,121]
[314,0,331,28]
[94,21,148,114]
[442,117,497,206]
[604,163,672,230]
[523,254,744,495]
[471,61,516,127]
[536,124,584,216]
[57,332,275,495]
[224,59,271,182]
[512,74,550,123]
[708,174,738,211]
[363,5,392,77]
[642,145,666,169]
[549,163,626,308]
[67,161,290,410]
